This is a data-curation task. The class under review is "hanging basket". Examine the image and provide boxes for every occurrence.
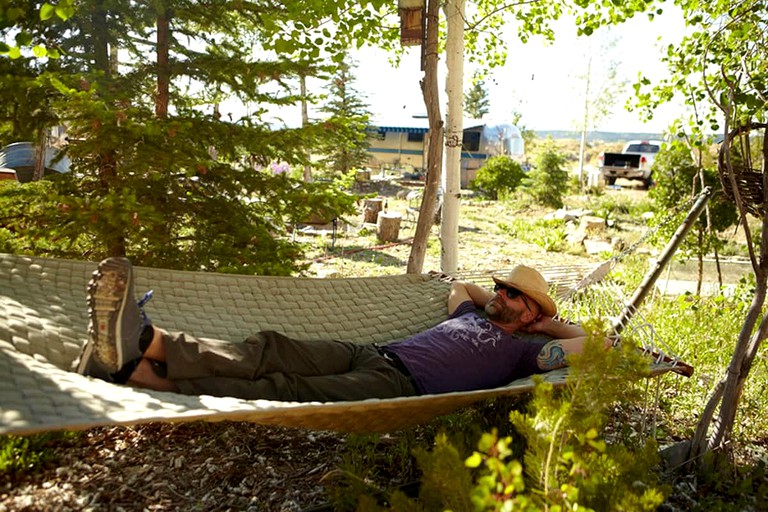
[717,122,768,218]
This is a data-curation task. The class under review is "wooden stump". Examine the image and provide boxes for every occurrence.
[363,198,384,224]
[377,211,402,242]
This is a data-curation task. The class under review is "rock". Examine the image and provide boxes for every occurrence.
[544,209,578,223]
[316,269,341,279]
[659,440,692,471]
[583,239,614,255]
[566,229,587,245]
[579,215,606,234]
[611,237,626,251]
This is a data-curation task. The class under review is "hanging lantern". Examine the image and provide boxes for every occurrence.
[398,0,425,47]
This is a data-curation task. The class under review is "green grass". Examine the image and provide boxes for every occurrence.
[0,431,79,479]
[646,284,768,443]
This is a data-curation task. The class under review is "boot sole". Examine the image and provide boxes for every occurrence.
[87,258,132,373]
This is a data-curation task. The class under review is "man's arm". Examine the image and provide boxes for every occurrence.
[536,337,588,370]
[523,316,587,339]
[447,281,493,315]
[526,317,610,371]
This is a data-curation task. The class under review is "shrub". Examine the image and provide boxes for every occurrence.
[0,171,357,275]
[471,155,526,200]
[350,323,669,511]
[0,432,78,479]
[462,327,667,511]
[648,140,738,259]
[524,142,570,208]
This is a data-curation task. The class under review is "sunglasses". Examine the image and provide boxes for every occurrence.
[493,283,532,312]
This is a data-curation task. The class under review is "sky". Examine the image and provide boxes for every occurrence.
[347,3,689,134]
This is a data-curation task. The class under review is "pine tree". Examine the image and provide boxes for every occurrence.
[317,59,372,176]
[0,0,396,274]
[464,77,490,119]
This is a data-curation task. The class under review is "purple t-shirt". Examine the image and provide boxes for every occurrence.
[385,301,551,394]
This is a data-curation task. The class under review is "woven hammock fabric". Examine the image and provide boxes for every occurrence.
[0,253,679,435]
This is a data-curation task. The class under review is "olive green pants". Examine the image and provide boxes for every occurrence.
[161,330,417,402]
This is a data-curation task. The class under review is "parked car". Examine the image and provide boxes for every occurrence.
[598,140,662,189]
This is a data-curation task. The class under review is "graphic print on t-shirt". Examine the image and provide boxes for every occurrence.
[434,313,501,348]
[386,301,551,394]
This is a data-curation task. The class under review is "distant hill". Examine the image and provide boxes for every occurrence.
[533,130,664,143]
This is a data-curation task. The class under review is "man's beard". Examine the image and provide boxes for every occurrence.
[485,295,522,324]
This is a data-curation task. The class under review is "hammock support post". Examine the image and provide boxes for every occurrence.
[615,186,713,332]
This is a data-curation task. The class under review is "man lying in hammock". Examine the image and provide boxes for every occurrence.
[77,258,590,401]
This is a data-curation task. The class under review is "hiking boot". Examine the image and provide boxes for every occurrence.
[74,339,115,382]
[83,257,151,374]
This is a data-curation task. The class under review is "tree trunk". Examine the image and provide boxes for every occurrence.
[377,212,402,242]
[363,198,384,224]
[156,8,171,119]
[697,164,723,288]
[300,73,312,182]
[701,130,768,451]
[407,0,443,274]
[692,275,767,457]
[93,0,125,257]
[690,126,768,463]
[440,0,464,275]
[32,128,45,181]
[110,40,119,75]
[577,53,592,192]
[92,1,110,76]
[696,225,703,296]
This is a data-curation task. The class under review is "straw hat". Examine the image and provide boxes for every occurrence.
[492,265,557,316]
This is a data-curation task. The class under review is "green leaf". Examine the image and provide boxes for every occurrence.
[15,31,33,47]
[55,5,75,21]
[465,452,482,468]
[32,45,47,58]
[6,7,24,22]
[40,3,55,20]
[0,42,9,53]
[8,46,21,59]
[272,38,291,54]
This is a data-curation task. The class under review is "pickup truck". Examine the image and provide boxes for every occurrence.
[598,140,662,189]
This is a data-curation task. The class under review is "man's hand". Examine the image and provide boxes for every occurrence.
[448,281,493,314]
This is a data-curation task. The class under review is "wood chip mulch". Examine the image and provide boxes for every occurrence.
[1,422,349,511]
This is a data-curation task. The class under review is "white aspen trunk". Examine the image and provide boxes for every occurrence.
[577,53,592,192]
[300,74,312,182]
[440,0,464,275]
